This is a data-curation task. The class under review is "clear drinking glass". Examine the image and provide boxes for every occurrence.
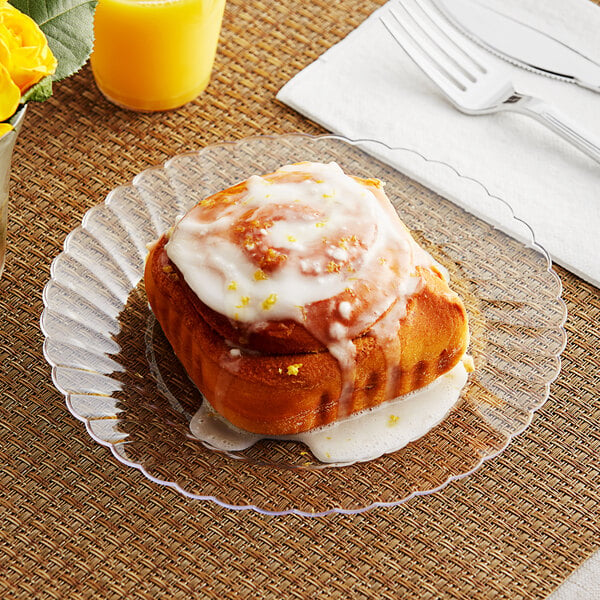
[91,0,227,112]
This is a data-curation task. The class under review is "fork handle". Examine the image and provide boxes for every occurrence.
[507,95,600,165]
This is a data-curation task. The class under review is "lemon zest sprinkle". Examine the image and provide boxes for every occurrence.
[236,296,250,308]
[262,293,277,310]
[287,363,303,376]
[254,269,268,281]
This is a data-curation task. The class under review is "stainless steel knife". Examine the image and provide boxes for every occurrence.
[433,0,600,92]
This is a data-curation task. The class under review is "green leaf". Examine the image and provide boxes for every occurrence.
[9,0,98,82]
[20,76,53,103]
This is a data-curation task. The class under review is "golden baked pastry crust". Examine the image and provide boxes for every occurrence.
[145,235,469,435]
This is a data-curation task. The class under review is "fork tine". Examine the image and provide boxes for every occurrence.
[412,0,490,74]
[405,0,481,82]
[393,0,481,88]
[382,7,468,97]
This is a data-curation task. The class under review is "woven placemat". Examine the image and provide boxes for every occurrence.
[0,0,598,598]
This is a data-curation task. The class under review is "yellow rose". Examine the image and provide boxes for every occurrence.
[0,61,19,121]
[0,122,12,137]
[0,1,57,94]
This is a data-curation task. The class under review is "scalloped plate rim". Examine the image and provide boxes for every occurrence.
[40,133,567,517]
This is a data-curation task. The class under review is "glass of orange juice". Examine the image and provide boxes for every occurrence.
[91,0,226,112]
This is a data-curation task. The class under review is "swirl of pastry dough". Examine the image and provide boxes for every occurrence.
[165,162,434,356]
[147,161,469,433]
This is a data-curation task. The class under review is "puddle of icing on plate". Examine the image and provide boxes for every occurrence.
[189,360,469,465]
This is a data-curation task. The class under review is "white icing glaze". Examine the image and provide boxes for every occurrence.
[166,162,432,322]
[189,361,469,464]
[166,161,440,415]
[338,301,352,320]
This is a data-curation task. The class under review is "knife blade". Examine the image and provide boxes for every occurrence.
[433,0,600,92]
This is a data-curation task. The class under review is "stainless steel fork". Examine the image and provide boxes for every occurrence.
[381,0,600,164]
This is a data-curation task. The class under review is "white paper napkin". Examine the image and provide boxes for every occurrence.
[549,549,600,599]
[277,0,600,288]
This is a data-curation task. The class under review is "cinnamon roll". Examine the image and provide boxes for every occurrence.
[144,162,469,435]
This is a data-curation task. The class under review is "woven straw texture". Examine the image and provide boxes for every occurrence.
[1,0,598,598]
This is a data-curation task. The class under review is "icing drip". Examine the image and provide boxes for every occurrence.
[166,162,437,414]
[190,361,470,464]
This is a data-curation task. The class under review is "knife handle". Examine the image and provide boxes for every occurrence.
[508,95,600,165]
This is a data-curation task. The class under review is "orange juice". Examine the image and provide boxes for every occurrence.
[91,0,226,111]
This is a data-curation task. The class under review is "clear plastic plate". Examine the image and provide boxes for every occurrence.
[41,134,566,516]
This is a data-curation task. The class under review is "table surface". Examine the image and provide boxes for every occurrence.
[1,1,599,598]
